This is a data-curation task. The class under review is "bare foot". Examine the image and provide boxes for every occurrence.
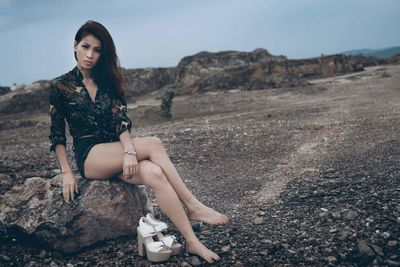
[186,239,220,264]
[188,203,229,225]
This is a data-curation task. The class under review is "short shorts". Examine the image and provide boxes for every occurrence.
[73,135,118,179]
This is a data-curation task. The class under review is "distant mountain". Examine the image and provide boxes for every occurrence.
[340,46,400,58]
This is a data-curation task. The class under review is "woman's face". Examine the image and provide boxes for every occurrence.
[74,34,102,71]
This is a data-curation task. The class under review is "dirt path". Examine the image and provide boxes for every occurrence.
[252,64,400,205]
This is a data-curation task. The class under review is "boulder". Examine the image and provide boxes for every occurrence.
[121,67,176,99]
[0,175,152,253]
[174,49,299,93]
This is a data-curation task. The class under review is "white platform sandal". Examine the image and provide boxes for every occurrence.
[137,217,172,262]
[144,214,182,255]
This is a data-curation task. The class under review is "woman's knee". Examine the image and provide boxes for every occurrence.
[141,162,167,188]
[148,136,163,148]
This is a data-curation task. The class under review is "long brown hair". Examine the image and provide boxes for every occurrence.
[74,20,125,98]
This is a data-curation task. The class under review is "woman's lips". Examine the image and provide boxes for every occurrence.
[84,60,93,65]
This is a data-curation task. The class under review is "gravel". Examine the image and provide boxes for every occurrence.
[0,64,399,266]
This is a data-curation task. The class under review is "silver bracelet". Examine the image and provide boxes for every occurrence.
[124,150,137,156]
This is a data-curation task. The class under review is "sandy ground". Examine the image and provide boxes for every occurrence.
[0,64,399,266]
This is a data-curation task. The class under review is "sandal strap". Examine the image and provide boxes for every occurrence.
[138,217,157,237]
[147,241,170,253]
[160,235,176,248]
[146,214,168,231]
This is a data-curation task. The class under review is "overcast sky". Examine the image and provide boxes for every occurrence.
[0,0,399,86]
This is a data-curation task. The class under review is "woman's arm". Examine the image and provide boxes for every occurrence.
[111,93,137,179]
[55,144,78,203]
[49,82,77,203]
[118,123,138,180]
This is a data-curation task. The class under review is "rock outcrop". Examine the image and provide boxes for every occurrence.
[121,49,386,96]
[0,175,151,253]
[121,67,176,98]
[174,49,304,93]
[0,48,396,114]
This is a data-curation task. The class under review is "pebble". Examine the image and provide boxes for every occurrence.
[180,261,191,267]
[319,212,329,219]
[254,216,264,225]
[261,239,272,244]
[382,232,391,238]
[200,229,212,236]
[221,245,231,253]
[66,263,74,267]
[259,250,269,256]
[370,244,384,256]
[338,230,350,241]
[38,250,47,259]
[326,255,337,263]
[358,240,375,256]
[388,240,398,247]
[1,255,11,261]
[52,169,62,175]
[386,260,400,267]
[344,209,358,220]
[188,256,202,266]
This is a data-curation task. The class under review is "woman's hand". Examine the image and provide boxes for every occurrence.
[62,172,78,203]
[123,153,139,180]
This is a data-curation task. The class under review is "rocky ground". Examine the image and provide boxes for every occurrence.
[0,65,399,266]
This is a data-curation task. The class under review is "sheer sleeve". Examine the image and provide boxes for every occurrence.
[48,83,67,152]
[111,94,132,138]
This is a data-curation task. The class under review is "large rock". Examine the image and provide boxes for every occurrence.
[121,67,176,99]
[0,175,152,253]
[174,48,299,93]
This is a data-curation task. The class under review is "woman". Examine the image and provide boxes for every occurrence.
[49,20,228,263]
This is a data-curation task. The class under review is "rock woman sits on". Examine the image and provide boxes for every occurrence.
[49,20,228,263]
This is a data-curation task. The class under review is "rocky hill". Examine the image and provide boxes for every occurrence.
[0,48,398,116]
[122,48,395,96]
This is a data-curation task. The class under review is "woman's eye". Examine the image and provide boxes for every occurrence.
[82,44,89,48]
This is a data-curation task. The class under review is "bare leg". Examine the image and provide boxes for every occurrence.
[84,144,220,263]
[131,137,229,225]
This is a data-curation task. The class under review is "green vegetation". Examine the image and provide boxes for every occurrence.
[160,90,175,119]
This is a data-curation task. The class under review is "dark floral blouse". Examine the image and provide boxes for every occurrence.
[48,66,132,152]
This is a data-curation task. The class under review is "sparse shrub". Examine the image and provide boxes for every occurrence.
[160,90,175,119]
[380,71,391,78]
